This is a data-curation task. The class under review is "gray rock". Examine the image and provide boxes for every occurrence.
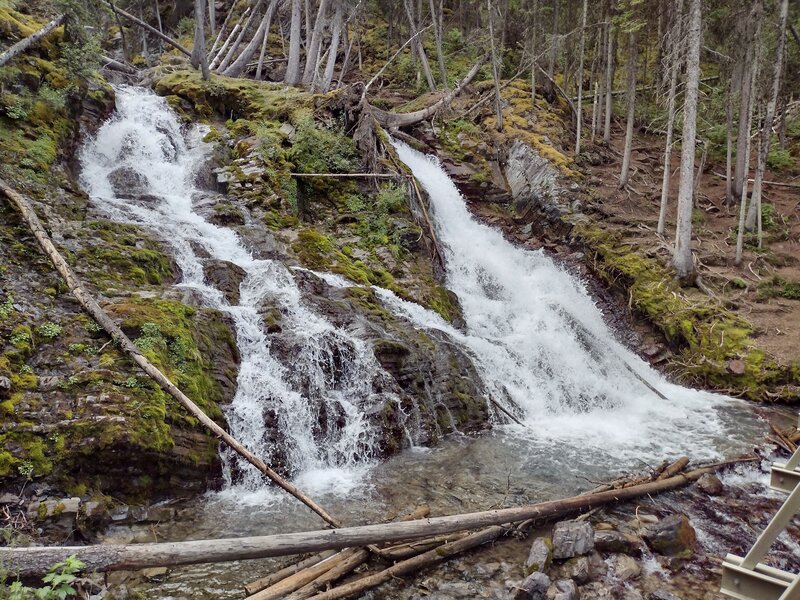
[0,375,11,398]
[559,556,591,584]
[696,473,724,496]
[552,520,595,559]
[203,259,246,305]
[141,566,169,582]
[107,167,149,199]
[547,578,579,600]
[514,572,551,600]
[526,537,553,574]
[642,514,696,558]
[594,530,640,555]
[648,591,682,600]
[608,554,641,581]
[0,493,20,504]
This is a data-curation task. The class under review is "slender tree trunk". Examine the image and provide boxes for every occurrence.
[224,0,278,78]
[319,1,344,92]
[285,0,303,84]
[208,0,215,36]
[545,0,559,99]
[530,0,538,107]
[672,0,701,280]
[403,0,436,91]
[430,0,448,91]
[735,60,759,265]
[778,95,787,150]
[657,0,685,235]
[619,29,637,189]
[732,1,763,206]
[603,20,614,144]
[336,26,353,88]
[217,0,266,73]
[488,0,503,131]
[154,0,164,34]
[210,7,250,68]
[574,0,587,154]
[191,0,210,80]
[255,6,272,80]
[725,88,734,205]
[302,0,331,85]
[745,0,789,236]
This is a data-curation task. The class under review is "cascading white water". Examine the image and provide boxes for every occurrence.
[385,141,754,462]
[79,86,392,496]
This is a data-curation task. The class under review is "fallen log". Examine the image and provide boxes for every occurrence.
[0,460,750,577]
[369,54,489,129]
[283,549,370,600]
[306,526,510,600]
[0,179,340,529]
[244,551,338,596]
[106,3,192,57]
[100,54,138,75]
[0,14,65,68]
[248,549,358,600]
[656,456,690,480]
[379,532,471,561]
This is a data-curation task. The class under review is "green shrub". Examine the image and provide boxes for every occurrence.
[766,148,793,171]
[36,322,62,339]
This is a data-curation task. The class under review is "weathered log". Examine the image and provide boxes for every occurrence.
[244,551,338,596]
[656,456,689,480]
[100,54,138,75]
[283,549,370,600]
[248,550,356,600]
[106,3,191,57]
[379,532,470,561]
[290,173,405,179]
[0,179,340,529]
[306,526,510,600]
[0,462,748,577]
[0,14,65,68]
[369,54,489,129]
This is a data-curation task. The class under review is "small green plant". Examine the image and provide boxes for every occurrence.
[37,322,62,339]
[84,320,102,334]
[135,322,167,352]
[4,554,86,599]
[58,375,79,390]
[121,376,139,388]
[0,294,13,320]
[17,460,34,480]
[766,148,793,171]
[38,85,67,111]
[5,102,28,120]
[10,328,31,348]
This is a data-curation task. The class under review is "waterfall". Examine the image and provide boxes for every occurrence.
[79,86,392,496]
[387,141,751,462]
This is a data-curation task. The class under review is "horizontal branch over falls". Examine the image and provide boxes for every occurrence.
[0,462,749,577]
[289,173,406,178]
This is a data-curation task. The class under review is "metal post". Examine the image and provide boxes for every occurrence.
[742,470,800,570]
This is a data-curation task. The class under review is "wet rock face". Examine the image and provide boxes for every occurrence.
[203,259,246,305]
[641,514,696,558]
[108,166,150,199]
[505,140,574,238]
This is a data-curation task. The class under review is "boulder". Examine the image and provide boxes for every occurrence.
[593,530,641,555]
[642,514,696,558]
[608,554,641,581]
[203,259,247,305]
[696,473,724,496]
[76,500,111,538]
[648,591,682,600]
[558,556,592,585]
[514,572,551,600]
[0,375,11,398]
[547,578,579,600]
[552,520,595,559]
[107,167,149,199]
[526,537,553,574]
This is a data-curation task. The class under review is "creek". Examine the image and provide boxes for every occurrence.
[78,87,769,598]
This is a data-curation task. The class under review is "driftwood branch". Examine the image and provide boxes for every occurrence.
[0,459,750,577]
[0,179,340,529]
[290,172,405,179]
[0,14,65,68]
[106,3,192,57]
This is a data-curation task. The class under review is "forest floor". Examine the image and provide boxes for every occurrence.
[586,127,800,369]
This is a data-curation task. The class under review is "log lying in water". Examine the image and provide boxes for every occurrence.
[244,551,338,596]
[0,179,341,529]
[0,461,749,577]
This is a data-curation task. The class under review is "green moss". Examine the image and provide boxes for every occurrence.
[577,225,795,400]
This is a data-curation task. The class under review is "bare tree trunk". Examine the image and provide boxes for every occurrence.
[208,0,215,35]
[619,29,637,189]
[487,0,503,131]
[255,7,272,80]
[154,0,164,34]
[746,0,789,237]
[302,0,331,85]
[107,1,130,63]
[672,0,701,280]
[735,59,759,265]
[545,0,559,99]
[732,1,763,206]
[217,0,266,72]
[403,0,436,91]
[107,4,194,57]
[530,0,538,107]
[191,0,210,80]
[657,0,685,235]
[210,6,248,68]
[319,1,344,92]
[575,0,588,154]
[725,88,734,204]
[603,20,614,144]
[223,0,278,77]
[430,0,448,91]
[285,0,303,84]
[336,25,353,88]
[778,94,787,150]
